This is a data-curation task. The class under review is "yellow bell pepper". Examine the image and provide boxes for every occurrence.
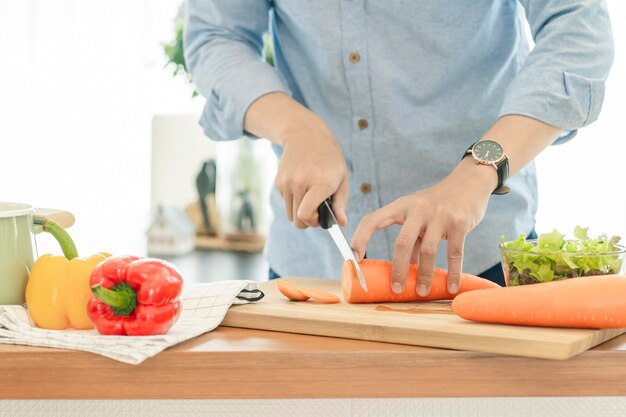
[25,219,110,330]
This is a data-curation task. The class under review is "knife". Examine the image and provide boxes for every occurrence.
[318,197,368,292]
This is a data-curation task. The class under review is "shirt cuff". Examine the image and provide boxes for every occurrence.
[498,70,606,136]
[198,60,290,141]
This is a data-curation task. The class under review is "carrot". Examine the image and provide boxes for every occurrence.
[277,280,310,301]
[342,259,499,303]
[300,287,340,304]
[277,280,340,303]
[452,274,626,329]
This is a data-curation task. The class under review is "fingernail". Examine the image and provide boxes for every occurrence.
[418,284,428,297]
[352,250,360,261]
[392,282,404,294]
[449,283,458,294]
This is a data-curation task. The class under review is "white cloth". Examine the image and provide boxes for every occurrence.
[0,281,263,365]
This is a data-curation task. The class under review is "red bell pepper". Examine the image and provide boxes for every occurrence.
[87,255,183,336]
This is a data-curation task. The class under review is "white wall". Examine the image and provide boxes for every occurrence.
[534,0,626,241]
[0,0,200,257]
[150,114,216,213]
[0,0,624,260]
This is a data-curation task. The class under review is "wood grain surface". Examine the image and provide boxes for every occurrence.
[222,277,626,360]
[2,327,626,399]
[195,235,265,253]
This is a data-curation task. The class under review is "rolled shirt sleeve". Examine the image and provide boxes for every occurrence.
[183,0,289,140]
[499,0,614,142]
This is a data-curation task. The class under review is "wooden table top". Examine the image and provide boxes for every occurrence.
[2,326,626,399]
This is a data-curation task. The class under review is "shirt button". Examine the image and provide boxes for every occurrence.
[348,52,360,63]
[360,183,372,194]
[358,119,368,129]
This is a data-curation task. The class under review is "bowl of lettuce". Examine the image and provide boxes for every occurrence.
[500,227,625,286]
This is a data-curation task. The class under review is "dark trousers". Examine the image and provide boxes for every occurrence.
[269,229,537,287]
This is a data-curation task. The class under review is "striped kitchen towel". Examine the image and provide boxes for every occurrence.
[0,280,263,365]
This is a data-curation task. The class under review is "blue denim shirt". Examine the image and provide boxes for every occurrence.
[184,1,613,278]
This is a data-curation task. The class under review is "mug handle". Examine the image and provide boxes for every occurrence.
[33,208,75,229]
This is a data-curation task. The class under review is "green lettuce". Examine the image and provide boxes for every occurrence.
[501,227,623,285]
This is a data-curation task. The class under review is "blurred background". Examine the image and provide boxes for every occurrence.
[1,1,624,282]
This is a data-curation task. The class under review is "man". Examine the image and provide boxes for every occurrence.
[184,1,613,295]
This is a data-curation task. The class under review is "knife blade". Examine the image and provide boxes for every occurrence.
[318,197,368,292]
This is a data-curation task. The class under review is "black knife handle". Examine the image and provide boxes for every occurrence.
[317,197,335,230]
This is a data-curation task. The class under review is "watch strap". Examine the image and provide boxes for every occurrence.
[493,158,509,195]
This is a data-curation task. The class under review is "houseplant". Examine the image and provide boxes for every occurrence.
[162,6,275,95]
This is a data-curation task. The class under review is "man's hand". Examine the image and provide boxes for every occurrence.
[351,157,495,296]
[275,117,349,228]
[351,115,562,296]
[244,92,349,228]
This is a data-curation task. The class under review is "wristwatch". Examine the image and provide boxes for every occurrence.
[463,140,510,195]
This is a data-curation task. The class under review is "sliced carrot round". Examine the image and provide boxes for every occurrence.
[277,280,309,301]
[299,287,340,304]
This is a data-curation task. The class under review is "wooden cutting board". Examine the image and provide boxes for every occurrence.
[222,277,626,360]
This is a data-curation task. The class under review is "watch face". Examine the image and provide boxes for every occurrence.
[473,140,504,163]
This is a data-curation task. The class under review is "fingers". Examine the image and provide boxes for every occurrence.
[332,178,349,227]
[416,226,444,297]
[273,123,349,229]
[283,190,294,223]
[351,192,470,299]
[409,235,421,265]
[351,201,405,261]
[280,177,347,229]
[297,184,334,227]
[276,169,294,223]
[391,221,423,294]
[446,231,465,294]
[292,189,307,229]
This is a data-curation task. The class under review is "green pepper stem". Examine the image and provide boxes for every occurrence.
[91,282,137,316]
[40,219,79,260]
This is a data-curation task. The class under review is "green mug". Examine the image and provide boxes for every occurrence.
[0,202,74,305]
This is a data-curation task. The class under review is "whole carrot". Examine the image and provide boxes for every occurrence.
[342,259,499,303]
[452,274,626,329]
